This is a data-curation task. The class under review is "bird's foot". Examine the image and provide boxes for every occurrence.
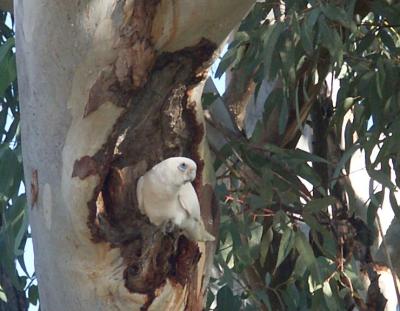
[161,220,176,235]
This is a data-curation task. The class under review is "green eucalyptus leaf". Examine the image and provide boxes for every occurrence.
[216,47,239,79]
[379,29,398,54]
[0,51,16,97]
[331,144,360,188]
[0,284,6,302]
[13,195,28,255]
[0,146,18,197]
[367,192,382,227]
[278,97,288,135]
[290,148,329,164]
[389,191,400,220]
[356,32,375,54]
[4,115,19,143]
[368,169,396,190]
[0,37,14,63]
[259,227,273,266]
[206,289,215,310]
[300,20,314,55]
[216,285,241,311]
[263,22,285,80]
[321,4,353,29]
[263,87,284,122]
[275,226,295,269]
[295,231,316,268]
[305,197,336,213]
[28,285,39,305]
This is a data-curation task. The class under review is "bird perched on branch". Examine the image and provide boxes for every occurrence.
[136,157,215,242]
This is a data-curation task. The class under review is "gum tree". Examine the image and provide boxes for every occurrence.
[14,1,254,310]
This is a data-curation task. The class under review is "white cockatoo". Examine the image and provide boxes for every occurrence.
[136,157,215,242]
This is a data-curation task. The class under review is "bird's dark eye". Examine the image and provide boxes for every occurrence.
[178,162,187,171]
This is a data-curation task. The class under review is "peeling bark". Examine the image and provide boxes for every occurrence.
[72,156,99,179]
[30,169,38,208]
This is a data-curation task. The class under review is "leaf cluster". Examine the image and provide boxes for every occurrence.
[208,1,400,310]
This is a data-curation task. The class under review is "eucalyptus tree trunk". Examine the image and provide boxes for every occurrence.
[15,1,255,310]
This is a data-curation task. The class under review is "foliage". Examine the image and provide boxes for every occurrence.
[207,1,400,310]
[0,10,38,308]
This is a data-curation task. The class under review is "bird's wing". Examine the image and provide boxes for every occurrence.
[136,176,145,214]
[178,184,215,242]
[177,183,201,220]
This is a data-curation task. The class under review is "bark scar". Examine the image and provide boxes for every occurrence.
[84,67,119,118]
[72,156,99,179]
[30,169,39,208]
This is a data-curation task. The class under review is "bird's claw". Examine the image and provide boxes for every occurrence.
[161,220,176,235]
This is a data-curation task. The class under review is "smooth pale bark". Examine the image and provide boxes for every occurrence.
[15,1,255,310]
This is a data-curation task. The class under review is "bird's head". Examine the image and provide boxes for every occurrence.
[155,157,197,186]
[176,158,197,183]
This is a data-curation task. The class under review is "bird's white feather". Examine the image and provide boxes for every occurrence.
[178,183,201,220]
[136,157,215,242]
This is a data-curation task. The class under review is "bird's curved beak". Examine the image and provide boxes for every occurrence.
[187,168,196,182]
